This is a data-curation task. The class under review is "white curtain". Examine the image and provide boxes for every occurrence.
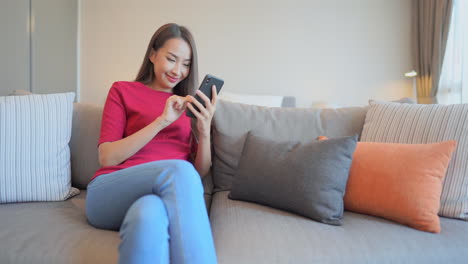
[463,0,468,104]
[438,0,467,104]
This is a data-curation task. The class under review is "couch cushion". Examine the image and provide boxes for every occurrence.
[210,191,468,264]
[212,100,367,192]
[0,191,119,264]
[70,103,103,189]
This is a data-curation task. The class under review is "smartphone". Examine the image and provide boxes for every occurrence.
[186,74,224,118]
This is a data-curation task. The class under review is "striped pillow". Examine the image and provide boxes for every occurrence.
[0,93,79,203]
[361,102,468,219]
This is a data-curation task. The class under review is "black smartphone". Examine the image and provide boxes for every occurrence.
[186,74,224,118]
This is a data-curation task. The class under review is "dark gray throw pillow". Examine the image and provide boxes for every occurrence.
[229,134,358,225]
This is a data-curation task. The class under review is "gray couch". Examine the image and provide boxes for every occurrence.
[1,99,468,264]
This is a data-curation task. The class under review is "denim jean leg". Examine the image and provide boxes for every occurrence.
[86,159,217,264]
[153,160,217,264]
[118,195,170,264]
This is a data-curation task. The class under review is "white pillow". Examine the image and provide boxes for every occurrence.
[0,92,79,203]
[219,91,284,107]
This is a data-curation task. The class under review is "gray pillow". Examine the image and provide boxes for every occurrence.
[229,134,358,225]
[212,100,368,192]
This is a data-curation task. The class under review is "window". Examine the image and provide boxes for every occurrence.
[438,0,467,104]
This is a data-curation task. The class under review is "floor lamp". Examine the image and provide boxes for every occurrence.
[405,70,418,100]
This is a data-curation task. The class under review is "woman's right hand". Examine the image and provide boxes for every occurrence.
[159,95,189,125]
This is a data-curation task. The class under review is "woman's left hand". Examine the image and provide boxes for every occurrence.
[187,85,218,138]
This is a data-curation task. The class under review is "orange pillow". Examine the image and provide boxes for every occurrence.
[317,137,456,233]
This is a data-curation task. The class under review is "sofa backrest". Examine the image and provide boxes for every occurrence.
[69,100,368,191]
[211,100,369,192]
[3,89,302,190]
[70,103,103,189]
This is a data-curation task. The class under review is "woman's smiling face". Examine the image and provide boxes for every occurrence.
[149,38,192,92]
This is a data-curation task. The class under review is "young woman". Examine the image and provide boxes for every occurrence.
[86,23,218,264]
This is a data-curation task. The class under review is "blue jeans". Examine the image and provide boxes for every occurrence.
[86,160,217,264]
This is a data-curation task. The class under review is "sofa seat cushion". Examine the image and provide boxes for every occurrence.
[210,191,468,264]
[0,190,119,264]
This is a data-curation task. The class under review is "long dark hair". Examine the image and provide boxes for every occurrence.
[135,23,198,96]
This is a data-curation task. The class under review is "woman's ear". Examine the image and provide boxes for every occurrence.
[149,49,157,64]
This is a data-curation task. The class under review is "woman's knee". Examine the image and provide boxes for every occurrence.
[86,191,114,230]
[167,160,203,191]
[124,195,169,227]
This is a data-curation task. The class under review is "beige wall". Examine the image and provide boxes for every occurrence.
[80,0,413,107]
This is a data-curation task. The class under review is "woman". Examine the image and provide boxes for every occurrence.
[86,23,218,264]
